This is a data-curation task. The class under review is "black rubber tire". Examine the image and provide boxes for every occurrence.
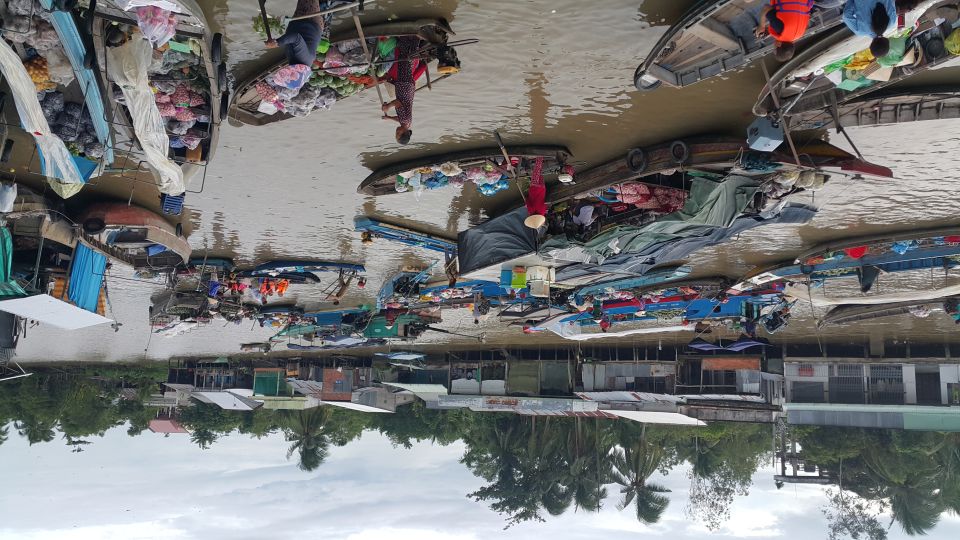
[175,223,183,237]
[1,139,14,164]
[83,48,96,70]
[670,140,690,164]
[633,66,662,92]
[626,148,647,173]
[83,217,106,235]
[219,91,229,120]
[211,33,223,65]
[217,62,227,93]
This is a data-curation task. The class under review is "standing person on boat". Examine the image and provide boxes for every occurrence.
[843,0,897,57]
[264,0,326,67]
[327,270,354,305]
[523,157,548,229]
[755,0,815,61]
[381,37,423,145]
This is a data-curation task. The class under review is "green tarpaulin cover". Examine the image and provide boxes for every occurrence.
[542,175,760,261]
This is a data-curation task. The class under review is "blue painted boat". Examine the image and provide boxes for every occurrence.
[737,227,960,291]
[560,290,783,328]
[355,216,457,255]
[238,260,365,278]
[572,265,692,303]
[39,1,115,168]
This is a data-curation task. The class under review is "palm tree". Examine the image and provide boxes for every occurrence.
[14,419,56,445]
[862,446,944,535]
[611,436,671,525]
[282,407,333,472]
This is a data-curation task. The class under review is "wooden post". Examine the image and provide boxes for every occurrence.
[351,9,386,108]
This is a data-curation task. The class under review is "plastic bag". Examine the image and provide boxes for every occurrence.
[0,39,83,192]
[0,183,18,213]
[322,48,351,76]
[273,64,310,90]
[118,0,185,14]
[27,19,62,52]
[946,29,960,56]
[135,6,177,48]
[107,38,184,195]
[7,0,34,16]
[314,88,337,110]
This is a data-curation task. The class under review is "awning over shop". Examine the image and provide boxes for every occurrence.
[322,401,394,413]
[191,390,262,411]
[0,294,112,330]
[607,410,706,426]
[701,357,761,371]
[68,243,107,313]
[381,382,449,398]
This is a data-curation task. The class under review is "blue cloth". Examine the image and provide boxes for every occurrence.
[67,243,106,313]
[843,0,896,37]
[278,19,321,66]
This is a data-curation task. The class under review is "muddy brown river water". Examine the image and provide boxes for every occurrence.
[13,0,960,361]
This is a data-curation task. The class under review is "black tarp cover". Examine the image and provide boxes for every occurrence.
[457,207,538,275]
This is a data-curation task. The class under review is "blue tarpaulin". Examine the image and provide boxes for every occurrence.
[67,243,106,313]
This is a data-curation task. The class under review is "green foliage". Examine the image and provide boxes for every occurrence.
[252,14,284,40]
[5,368,960,535]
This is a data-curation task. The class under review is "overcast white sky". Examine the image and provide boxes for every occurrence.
[1,424,958,540]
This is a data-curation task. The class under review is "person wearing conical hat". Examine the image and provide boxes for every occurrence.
[524,157,548,229]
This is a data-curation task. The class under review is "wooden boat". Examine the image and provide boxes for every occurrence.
[753,0,959,117]
[230,19,458,127]
[92,0,224,184]
[358,145,571,196]
[786,86,960,131]
[354,216,457,254]
[39,0,116,167]
[733,226,960,291]
[549,137,892,204]
[0,1,117,196]
[633,0,845,91]
[76,201,191,269]
[818,297,955,327]
[237,260,364,278]
[571,266,695,303]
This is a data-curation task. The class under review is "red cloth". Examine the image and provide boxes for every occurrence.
[525,157,547,216]
[844,246,868,259]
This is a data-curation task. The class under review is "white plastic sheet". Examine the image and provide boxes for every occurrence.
[106,38,185,195]
[117,0,185,13]
[0,39,84,189]
[0,183,17,213]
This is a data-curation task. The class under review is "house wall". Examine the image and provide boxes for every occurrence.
[941,364,960,404]
[903,364,917,405]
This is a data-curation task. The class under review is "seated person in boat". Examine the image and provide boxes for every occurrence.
[843,0,897,57]
[265,0,325,66]
[755,0,816,61]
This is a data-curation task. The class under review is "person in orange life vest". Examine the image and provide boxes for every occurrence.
[755,0,814,61]
[523,157,548,229]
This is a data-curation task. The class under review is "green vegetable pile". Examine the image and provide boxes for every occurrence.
[307,71,365,98]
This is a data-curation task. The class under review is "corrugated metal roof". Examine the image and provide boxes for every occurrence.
[381,382,449,395]
[576,391,684,403]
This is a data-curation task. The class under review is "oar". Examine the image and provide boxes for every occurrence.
[350,7,387,111]
[493,130,516,179]
[280,0,367,26]
[258,0,273,42]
